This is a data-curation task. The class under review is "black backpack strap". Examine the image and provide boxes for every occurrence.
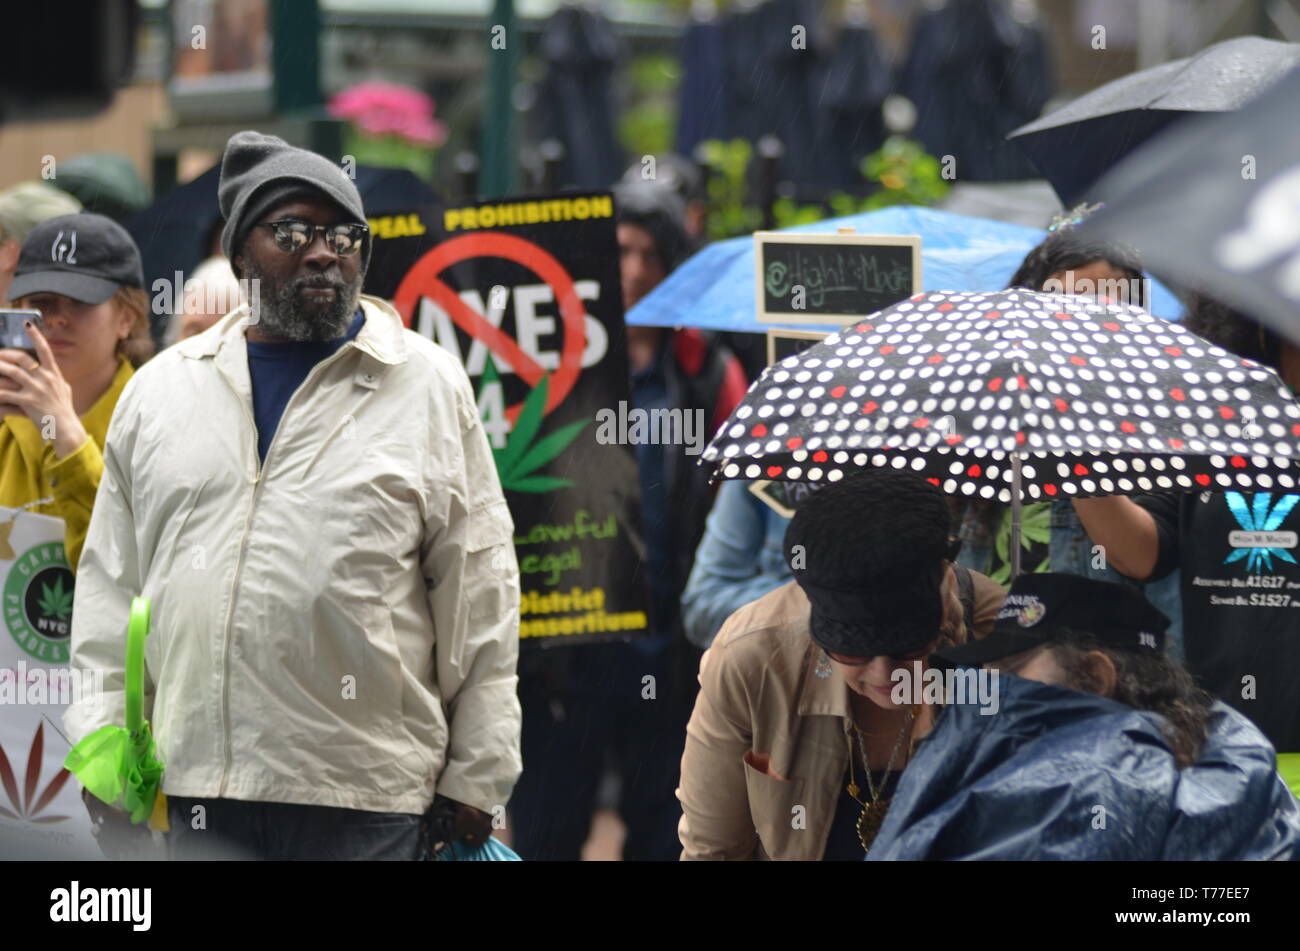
[954,563,976,637]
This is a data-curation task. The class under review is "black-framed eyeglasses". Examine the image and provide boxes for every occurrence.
[260,218,369,256]
[823,639,939,668]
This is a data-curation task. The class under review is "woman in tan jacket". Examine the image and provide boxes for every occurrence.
[677,469,1004,860]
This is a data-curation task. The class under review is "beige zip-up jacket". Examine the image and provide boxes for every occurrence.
[678,570,1004,860]
[65,295,522,816]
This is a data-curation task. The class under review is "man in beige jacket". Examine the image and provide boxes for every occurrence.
[65,132,521,860]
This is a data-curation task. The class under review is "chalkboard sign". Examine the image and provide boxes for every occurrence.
[755,232,921,325]
[766,329,827,366]
[749,479,824,518]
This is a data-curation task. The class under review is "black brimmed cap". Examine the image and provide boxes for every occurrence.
[10,213,143,304]
[936,572,1169,668]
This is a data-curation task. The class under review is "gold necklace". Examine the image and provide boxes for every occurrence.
[845,706,914,853]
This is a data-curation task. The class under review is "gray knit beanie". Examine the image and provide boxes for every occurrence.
[218,130,370,276]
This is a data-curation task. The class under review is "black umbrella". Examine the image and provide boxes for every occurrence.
[702,289,1300,577]
[1009,36,1300,206]
[1084,65,1300,347]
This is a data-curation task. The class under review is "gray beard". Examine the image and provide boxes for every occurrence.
[243,261,362,342]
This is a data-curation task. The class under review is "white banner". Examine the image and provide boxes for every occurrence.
[0,507,100,859]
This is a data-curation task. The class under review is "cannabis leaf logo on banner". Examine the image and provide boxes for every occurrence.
[38,576,73,621]
[0,723,73,823]
[478,355,587,494]
[1224,492,1300,573]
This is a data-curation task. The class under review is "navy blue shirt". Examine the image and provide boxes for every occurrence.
[246,310,365,463]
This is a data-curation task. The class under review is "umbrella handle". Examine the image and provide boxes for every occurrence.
[125,597,150,735]
[1010,455,1023,581]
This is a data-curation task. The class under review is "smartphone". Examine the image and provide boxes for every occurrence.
[0,309,42,357]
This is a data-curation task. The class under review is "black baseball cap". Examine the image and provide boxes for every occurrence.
[9,213,144,305]
[935,572,1169,668]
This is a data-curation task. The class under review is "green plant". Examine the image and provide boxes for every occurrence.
[329,81,444,180]
[706,135,951,236]
[619,102,674,163]
[771,197,824,229]
[619,54,679,159]
[341,126,435,180]
[859,135,951,211]
[699,139,761,240]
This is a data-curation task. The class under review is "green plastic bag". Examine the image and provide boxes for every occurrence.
[64,598,164,824]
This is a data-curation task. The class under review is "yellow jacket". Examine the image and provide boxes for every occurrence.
[0,357,133,571]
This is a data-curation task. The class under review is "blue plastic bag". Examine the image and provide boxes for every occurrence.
[432,838,522,861]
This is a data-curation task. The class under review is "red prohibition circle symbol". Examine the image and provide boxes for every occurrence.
[392,232,588,424]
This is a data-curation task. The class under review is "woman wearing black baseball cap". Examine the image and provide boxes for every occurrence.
[865,573,1300,860]
[0,211,153,571]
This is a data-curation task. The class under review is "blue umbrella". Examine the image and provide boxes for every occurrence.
[626,205,1181,332]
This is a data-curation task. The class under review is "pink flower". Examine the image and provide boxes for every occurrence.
[329,81,442,146]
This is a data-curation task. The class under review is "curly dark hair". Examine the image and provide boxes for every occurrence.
[1008,228,1147,308]
[1181,290,1280,367]
[1051,628,1215,768]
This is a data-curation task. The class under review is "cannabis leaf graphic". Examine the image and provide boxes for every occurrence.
[0,723,73,823]
[38,576,73,621]
[1223,491,1300,573]
[478,355,587,495]
[990,502,1052,585]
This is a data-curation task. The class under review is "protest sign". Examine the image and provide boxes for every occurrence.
[755,231,921,324]
[384,192,649,648]
[0,508,100,858]
[765,328,828,366]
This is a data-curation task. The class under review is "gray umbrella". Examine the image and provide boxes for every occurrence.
[1009,36,1300,206]
[1083,64,1300,345]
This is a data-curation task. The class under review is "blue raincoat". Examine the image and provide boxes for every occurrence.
[867,675,1300,860]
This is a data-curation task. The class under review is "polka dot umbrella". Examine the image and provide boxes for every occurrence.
[702,289,1300,578]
